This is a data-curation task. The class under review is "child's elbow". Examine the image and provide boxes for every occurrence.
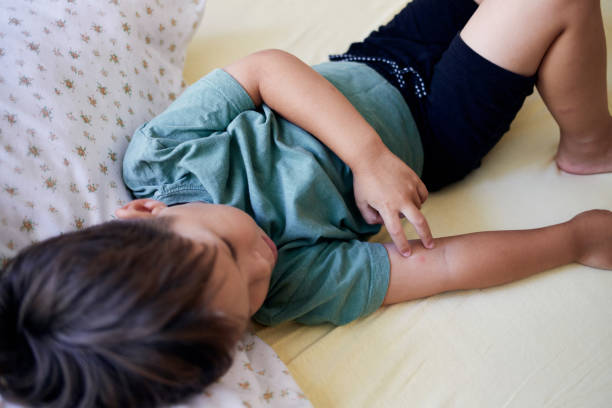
[224,49,301,107]
[246,49,302,77]
[248,48,295,64]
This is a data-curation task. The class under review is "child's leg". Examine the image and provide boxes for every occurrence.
[382,210,612,305]
[461,0,612,174]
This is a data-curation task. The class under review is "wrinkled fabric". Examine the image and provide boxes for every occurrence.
[123,61,423,325]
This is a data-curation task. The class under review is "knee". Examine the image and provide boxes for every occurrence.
[481,0,599,22]
[553,0,600,18]
[536,0,600,29]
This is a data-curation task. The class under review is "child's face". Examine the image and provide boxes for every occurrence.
[115,199,277,321]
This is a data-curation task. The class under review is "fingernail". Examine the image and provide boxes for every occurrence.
[401,249,411,257]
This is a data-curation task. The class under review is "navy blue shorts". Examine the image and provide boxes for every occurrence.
[330,0,537,191]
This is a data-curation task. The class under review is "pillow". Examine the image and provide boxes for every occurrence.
[0,0,206,263]
[188,331,312,408]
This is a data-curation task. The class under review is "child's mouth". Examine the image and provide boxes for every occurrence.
[261,234,278,262]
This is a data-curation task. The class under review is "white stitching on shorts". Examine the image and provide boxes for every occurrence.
[329,53,427,98]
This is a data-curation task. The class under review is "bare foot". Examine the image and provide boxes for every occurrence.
[571,209,612,270]
[555,122,612,175]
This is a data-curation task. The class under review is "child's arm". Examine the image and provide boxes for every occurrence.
[223,50,433,256]
[381,210,612,305]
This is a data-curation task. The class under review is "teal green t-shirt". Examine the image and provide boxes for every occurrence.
[122,61,423,325]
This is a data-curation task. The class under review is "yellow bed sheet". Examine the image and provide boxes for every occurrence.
[184,1,612,406]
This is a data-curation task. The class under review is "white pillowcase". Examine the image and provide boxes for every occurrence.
[0,0,205,263]
[185,331,312,408]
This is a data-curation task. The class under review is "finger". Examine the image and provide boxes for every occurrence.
[417,181,429,205]
[381,210,412,256]
[402,206,434,249]
[357,202,383,225]
[409,189,422,209]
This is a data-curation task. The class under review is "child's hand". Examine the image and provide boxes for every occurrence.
[352,147,434,256]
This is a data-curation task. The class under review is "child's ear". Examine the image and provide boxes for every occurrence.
[115,199,167,219]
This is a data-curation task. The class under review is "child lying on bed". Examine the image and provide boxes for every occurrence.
[2,0,612,406]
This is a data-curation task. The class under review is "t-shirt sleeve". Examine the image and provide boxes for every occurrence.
[122,69,256,204]
[253,240,390,326]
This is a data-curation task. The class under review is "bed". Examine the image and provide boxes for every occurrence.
[1,0,611,407]
[184,0,612,406]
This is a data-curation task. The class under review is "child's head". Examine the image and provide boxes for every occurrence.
[0,199,277,407]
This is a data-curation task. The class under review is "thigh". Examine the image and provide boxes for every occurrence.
[460,0,567,77]
[420,34,537,191]
[373,0,479,47]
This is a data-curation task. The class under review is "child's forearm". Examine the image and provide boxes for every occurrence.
[223,49,389,171]
[224,50,436,254]
[382,221,578,305]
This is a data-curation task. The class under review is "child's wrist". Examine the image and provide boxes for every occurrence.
[346,136,389,173]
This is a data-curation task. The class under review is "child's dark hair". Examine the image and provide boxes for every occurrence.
[0,218,244,408]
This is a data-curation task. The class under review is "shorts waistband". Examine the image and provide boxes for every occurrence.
[329,53,428,99]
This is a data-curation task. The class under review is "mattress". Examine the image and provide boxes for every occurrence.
[183,1,612,406]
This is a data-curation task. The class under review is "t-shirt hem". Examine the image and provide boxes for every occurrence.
[154,185,212,206]
[362,242,391,317]
[204,69,256,114]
